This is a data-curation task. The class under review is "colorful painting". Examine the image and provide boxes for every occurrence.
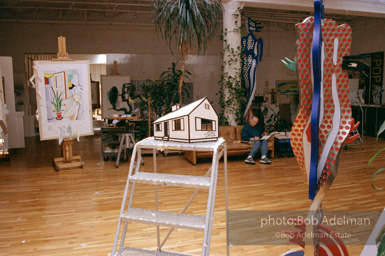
[32,61,93,141]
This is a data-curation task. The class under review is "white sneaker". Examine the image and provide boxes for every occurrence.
[245,155,256,165]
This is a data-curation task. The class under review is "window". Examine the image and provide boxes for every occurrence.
[201,119,213,130]
[173,119,184,131]
[155,123,161,132]
[205,103,210,110]
[196,118,215,131]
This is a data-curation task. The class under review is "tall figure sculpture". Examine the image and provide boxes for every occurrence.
[241,18,263,122]
[283,0,360,255]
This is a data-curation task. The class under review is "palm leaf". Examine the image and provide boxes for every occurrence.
[368,147,385,172]
[371,168,385,190]
[377,120,385,140]
[151,0,221,54]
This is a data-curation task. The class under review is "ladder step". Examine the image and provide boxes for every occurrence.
[130,172,211,189]
[121,208,205,231]
[117,246,196,256]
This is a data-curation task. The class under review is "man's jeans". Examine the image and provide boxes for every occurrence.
[249,139,268,158]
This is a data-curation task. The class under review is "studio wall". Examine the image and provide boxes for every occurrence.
[0,14,384,121]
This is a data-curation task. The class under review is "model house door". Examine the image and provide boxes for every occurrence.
[164,122,168,137]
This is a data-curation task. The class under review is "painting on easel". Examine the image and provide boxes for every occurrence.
[33,60,93,140]
[101,75,136,119]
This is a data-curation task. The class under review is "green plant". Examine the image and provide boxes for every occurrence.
[125,63,191,139]
[129,63,190,117]
[151,0,221,104]
[146,63,191,117]
[158,62,191,114]
[217,7,247,126]
[367,120,385,190]
[376,225,385,256]
[51,90,63,113]
[265,109,292,133]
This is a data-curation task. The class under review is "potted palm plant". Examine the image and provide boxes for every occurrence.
[151,0,221,104]
[51,90,63,120]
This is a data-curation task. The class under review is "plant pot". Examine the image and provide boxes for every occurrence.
[56,111,63,120]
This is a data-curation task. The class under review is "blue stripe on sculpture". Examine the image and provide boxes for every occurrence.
[309,0,324,200]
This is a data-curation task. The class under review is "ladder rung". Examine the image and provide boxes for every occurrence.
[117,246,197,256]
[121,208,205,231]
[130,172,211,189]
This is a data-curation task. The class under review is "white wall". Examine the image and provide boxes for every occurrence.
[0,15,384,126]
[168,116,189,140]
[106,53,221,110]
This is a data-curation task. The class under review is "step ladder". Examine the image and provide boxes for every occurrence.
[111,137,228,256]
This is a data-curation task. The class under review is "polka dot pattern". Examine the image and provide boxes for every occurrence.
[290,17,315,179]
[316,19,352,190]
[290,18,352,189]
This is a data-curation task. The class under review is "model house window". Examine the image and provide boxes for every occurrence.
[173,119,183,131]
[205,103,210,110]
[196,118,215,131]
[155,123,161,132]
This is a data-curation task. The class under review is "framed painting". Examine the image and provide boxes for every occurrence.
[101,75,133,119]
[91,80,100,109]
[33,60,93,141]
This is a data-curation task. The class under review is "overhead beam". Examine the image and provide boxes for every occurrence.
[240,0,385,18]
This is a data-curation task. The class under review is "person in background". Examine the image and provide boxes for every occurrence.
[241,116,272,165]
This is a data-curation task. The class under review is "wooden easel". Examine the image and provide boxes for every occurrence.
[52,36,84,171]
[54,139,84,171]
[53,36,73,61]
[111,61,119,75]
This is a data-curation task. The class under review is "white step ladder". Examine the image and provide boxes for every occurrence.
[111,137,228,256]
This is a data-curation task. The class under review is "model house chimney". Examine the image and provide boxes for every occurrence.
[172,104,181,112]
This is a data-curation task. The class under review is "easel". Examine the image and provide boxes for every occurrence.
[54,139,84,171]
[52,36,84,171]
[53,36,73,61]
[111,61,119,75]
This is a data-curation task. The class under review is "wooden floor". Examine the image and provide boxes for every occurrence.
[0,129,384,256]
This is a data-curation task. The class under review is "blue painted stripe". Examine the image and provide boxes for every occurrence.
[309,0,324,200]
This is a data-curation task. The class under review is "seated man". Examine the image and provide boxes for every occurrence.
[241,116,272,165]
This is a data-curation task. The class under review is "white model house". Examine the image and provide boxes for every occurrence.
[153,97,218,143]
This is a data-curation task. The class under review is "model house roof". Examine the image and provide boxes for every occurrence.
[154,97,208,123]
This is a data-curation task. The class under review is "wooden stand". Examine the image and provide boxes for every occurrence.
[54,139,84,171]
[52,37,83,171]
[111,61,119,75]
[53,36,73,61]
